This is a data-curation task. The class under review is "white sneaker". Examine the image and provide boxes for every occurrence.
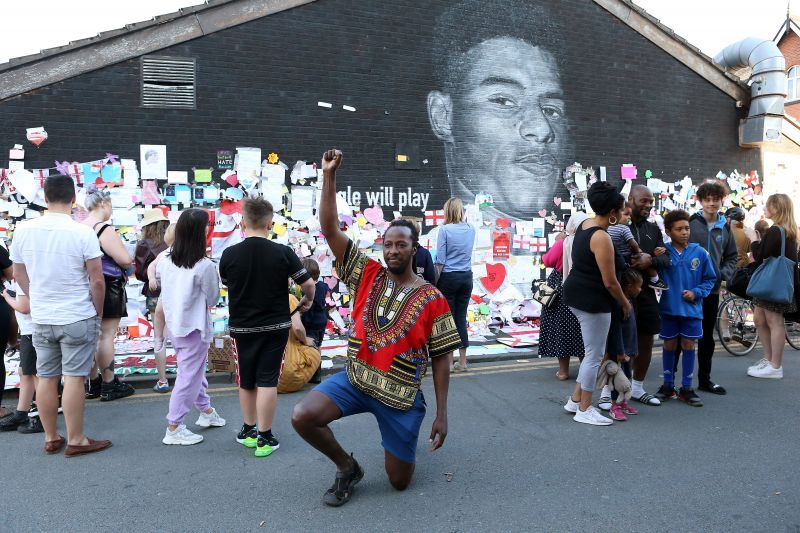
[573,406,613,426]
[163,424,204,445]
[747,364,783,379]
[564,397,579,413]
[747,358,769,372]
[195,408,226,428]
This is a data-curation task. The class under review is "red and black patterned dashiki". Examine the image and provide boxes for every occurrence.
[336,240,461,410]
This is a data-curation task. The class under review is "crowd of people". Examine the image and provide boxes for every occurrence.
[540,180,799,425]
[0,149,798,507]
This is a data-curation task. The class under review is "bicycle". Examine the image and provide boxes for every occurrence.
[716,293,800,356]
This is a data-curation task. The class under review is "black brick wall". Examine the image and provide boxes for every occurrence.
[0,0,759,216]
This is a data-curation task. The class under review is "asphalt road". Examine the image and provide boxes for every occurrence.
[2,347,800,532]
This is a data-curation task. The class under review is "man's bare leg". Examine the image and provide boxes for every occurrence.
[36,377,61,444]
[62,376,90,446]
[291,391,352,472]
[633,334,653,382]
[384,450,415,490]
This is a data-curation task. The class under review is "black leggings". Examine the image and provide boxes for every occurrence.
[0,299,11,405]
[437,271,473,349]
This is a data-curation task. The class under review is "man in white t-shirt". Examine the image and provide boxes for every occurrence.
[10,175,112,457]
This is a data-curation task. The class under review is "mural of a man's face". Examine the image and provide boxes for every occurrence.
[429,36,571,219]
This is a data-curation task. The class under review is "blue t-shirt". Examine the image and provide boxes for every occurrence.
[436,223,475,273]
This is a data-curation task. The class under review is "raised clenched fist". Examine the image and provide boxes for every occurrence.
[321,149,343,173]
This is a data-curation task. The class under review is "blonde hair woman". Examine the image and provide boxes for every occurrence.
[81,187,135,401]
[435,197,476,372]
[748,194,799,379]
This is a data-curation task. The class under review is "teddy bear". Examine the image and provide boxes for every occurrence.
[595,360,637,420]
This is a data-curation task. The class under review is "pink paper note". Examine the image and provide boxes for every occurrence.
[621,164,637,180]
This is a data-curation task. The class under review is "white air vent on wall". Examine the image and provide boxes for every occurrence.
[141,56,196,109]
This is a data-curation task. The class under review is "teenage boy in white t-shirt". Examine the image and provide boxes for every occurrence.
[10,175,111,457]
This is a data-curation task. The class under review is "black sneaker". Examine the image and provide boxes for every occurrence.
[28,401,38,417]
[0,412,28,432]
[698,381,727,395]
[648,279,669,291]
[236,425,257,447]
[100,377,135,402]
[261,433,279,450]
[654,384,677,401]
[323,454,364,507]
[17,416,44,434]
[679,387,703,407]
[86,376,102,399]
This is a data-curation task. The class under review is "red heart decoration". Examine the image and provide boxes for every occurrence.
[480,263,506,293]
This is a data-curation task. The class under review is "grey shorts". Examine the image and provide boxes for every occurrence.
[33,317,100,378]
[19,334,37,376]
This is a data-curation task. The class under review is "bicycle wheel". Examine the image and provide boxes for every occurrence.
[786,320,800,350]
[717,295,758,356]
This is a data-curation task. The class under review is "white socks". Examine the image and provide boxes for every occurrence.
[631,379,645,396]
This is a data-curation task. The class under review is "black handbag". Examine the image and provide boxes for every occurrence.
[728,263,756,299]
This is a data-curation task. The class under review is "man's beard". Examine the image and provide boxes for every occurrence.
[387,261,411,276]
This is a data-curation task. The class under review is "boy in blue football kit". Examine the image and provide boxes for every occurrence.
[654,210,717,406]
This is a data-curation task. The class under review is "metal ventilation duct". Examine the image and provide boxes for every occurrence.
[713,38,786,146]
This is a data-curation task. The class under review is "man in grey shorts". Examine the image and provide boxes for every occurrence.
[11,175,112,457]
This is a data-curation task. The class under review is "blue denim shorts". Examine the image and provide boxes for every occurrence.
[314,371,426,464]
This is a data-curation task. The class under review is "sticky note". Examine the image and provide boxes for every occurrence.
[621,164,637,180]
[168,171,189,184]
[194,169,212,183]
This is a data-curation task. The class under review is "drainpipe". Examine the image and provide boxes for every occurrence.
[713,37,786,145]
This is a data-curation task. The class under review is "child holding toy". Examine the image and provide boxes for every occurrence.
[654,210,717,406]
[599,268,643,418]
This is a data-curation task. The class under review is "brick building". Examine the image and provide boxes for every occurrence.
[775,14,800,121]
[1,0,799,263]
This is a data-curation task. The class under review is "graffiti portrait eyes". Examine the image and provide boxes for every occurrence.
[488,95,517,108]
[541,102,566,121]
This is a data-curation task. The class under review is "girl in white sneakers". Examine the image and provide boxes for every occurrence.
[157,209,225,445]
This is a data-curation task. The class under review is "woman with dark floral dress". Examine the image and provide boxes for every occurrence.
[538,213,587,380]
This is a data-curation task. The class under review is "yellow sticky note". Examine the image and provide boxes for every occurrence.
[396,154,408,162]
[273,223,287,235]
[342,294,350,304]
[357,216,367,227]
[194,169,212,183]
[467,311,475,323]
[282,186,289,194]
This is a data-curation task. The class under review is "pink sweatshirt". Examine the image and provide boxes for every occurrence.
[542,239,564,273]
